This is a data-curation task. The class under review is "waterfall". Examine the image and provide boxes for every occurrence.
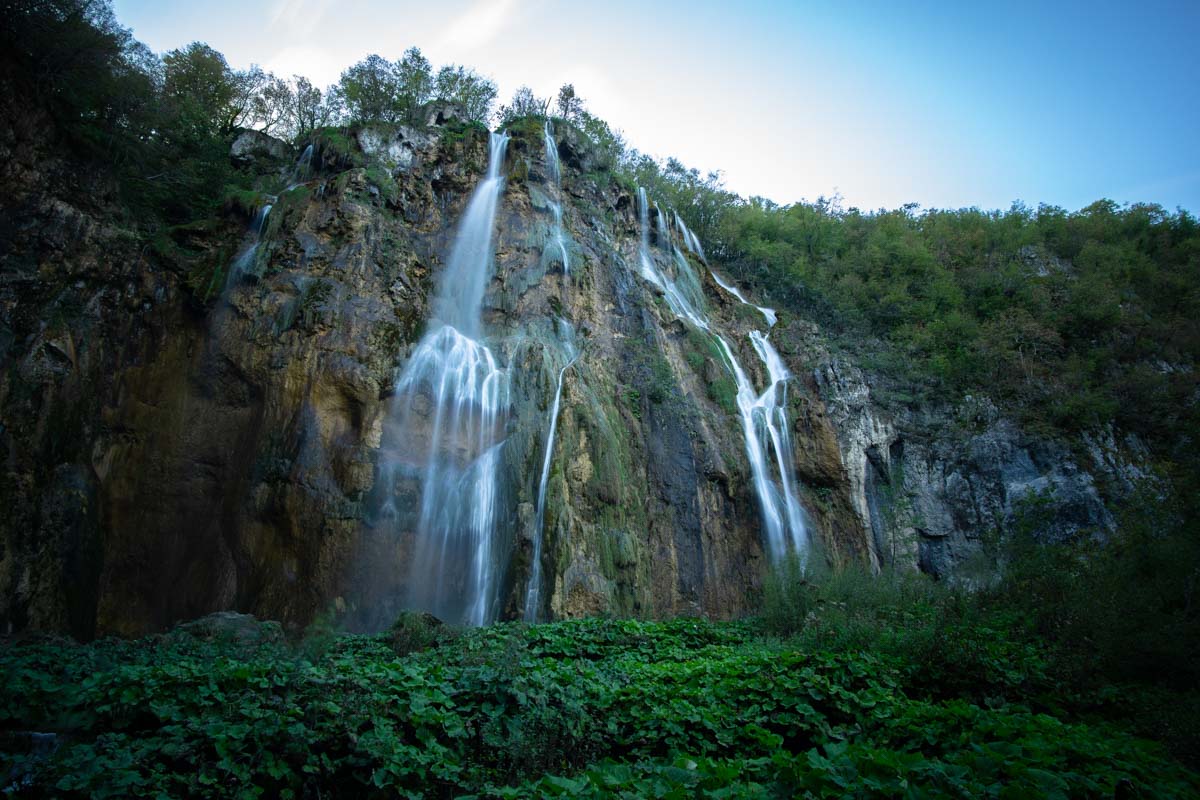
[636,190,709,329]
[710,268,778,328]
[523,320,578,621]
[378,132,511,626]
[654,201,671,248]
[543,121,570,275]
[711,332,808,561]
[542,121,560,184]
[228,203,272,285]
[283,144,315,191]
[671,210,775,327]
[674,211,707,262]
[635,188,809,564]
[297,143,313,172]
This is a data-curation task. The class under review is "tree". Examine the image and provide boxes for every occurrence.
[432,65,497,124]
[555,83,583,121]
[395,47,433,107]
[161,43,237,140]
[2,0,161,169]
[574,111,626,170]
[335,54,402,123]
[252,73,293,136]
[498,85,548,124]
[288,76,333,139]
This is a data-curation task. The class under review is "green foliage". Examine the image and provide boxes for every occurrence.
[2,0,159,169]
[622,388,642,418]
[432,65,498,124]
[618,153,1199,497]
[162,43,247,139]
[706,197,1199,471]
[979,493,1200,764]
[439,118,489,148]
[334,48,500,127]
[706,373,738,416]
[499,86,551,126]
[1,613,1194,798]
[221,186,269,218]
[385,611,451,657]
[362,165,397,204]
[334,53,412,124]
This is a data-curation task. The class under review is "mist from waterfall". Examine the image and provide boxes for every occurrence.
[378,132,512,626]
[636,188,809,564]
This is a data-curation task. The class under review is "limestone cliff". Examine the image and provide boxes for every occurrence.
[0,110,1135,637]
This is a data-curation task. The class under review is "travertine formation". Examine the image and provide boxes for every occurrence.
[0,111,1140,637]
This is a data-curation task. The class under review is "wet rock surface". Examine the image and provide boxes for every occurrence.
[0,110,1143,637]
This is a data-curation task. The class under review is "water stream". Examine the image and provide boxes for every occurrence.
[379,132,512,625]
[227,203,272,286]
[523,320,578,621]
[636,188,809,564]
[542,121,570,274]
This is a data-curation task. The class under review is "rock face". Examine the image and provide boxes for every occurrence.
[0,112,1139,638]
[814,359,1144,577]
[229,129,293,167]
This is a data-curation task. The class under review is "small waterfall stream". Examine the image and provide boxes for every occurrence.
[674,211,779,327]
[542,121,570,275]
[674,211,707,261]
[523,320,578,621]
[285,144,314,190]
[379,132,511,626]
[637,189,710,329]
[227,203,272,285]
[636,189,809,563]
[709,267,778,327]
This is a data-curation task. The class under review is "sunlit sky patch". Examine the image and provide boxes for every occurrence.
[113,0,1200,212]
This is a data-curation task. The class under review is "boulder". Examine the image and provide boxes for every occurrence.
[230,129,292,167]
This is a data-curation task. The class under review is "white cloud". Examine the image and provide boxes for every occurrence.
[437,0,519,51]
[264,45,345,88]
[268,0,335,38]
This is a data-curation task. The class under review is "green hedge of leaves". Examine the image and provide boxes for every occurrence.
[3,615,1195,798]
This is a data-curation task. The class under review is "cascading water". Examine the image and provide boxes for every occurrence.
[674,212,707,261]
[286,144,314,190]
[228,203,272,285]
[637,189,710,329]
[542,121,570,274]
[377,132,511,626]
[673,211,778,326]
[636,188,809,564]
[523,319,578,621]
[654,201,671,247]
[711,332,808,561]
[542,121,560,185]
[709,268,778,328]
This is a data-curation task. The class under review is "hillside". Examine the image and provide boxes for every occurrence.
[1,1,1198,795]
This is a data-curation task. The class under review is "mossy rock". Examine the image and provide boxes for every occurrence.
[312,126,366,171]
[440,119,488,146]
[222,187,272,220]
[503,114,548,140]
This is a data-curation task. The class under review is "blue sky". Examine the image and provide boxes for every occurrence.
[112,0,1200,213]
